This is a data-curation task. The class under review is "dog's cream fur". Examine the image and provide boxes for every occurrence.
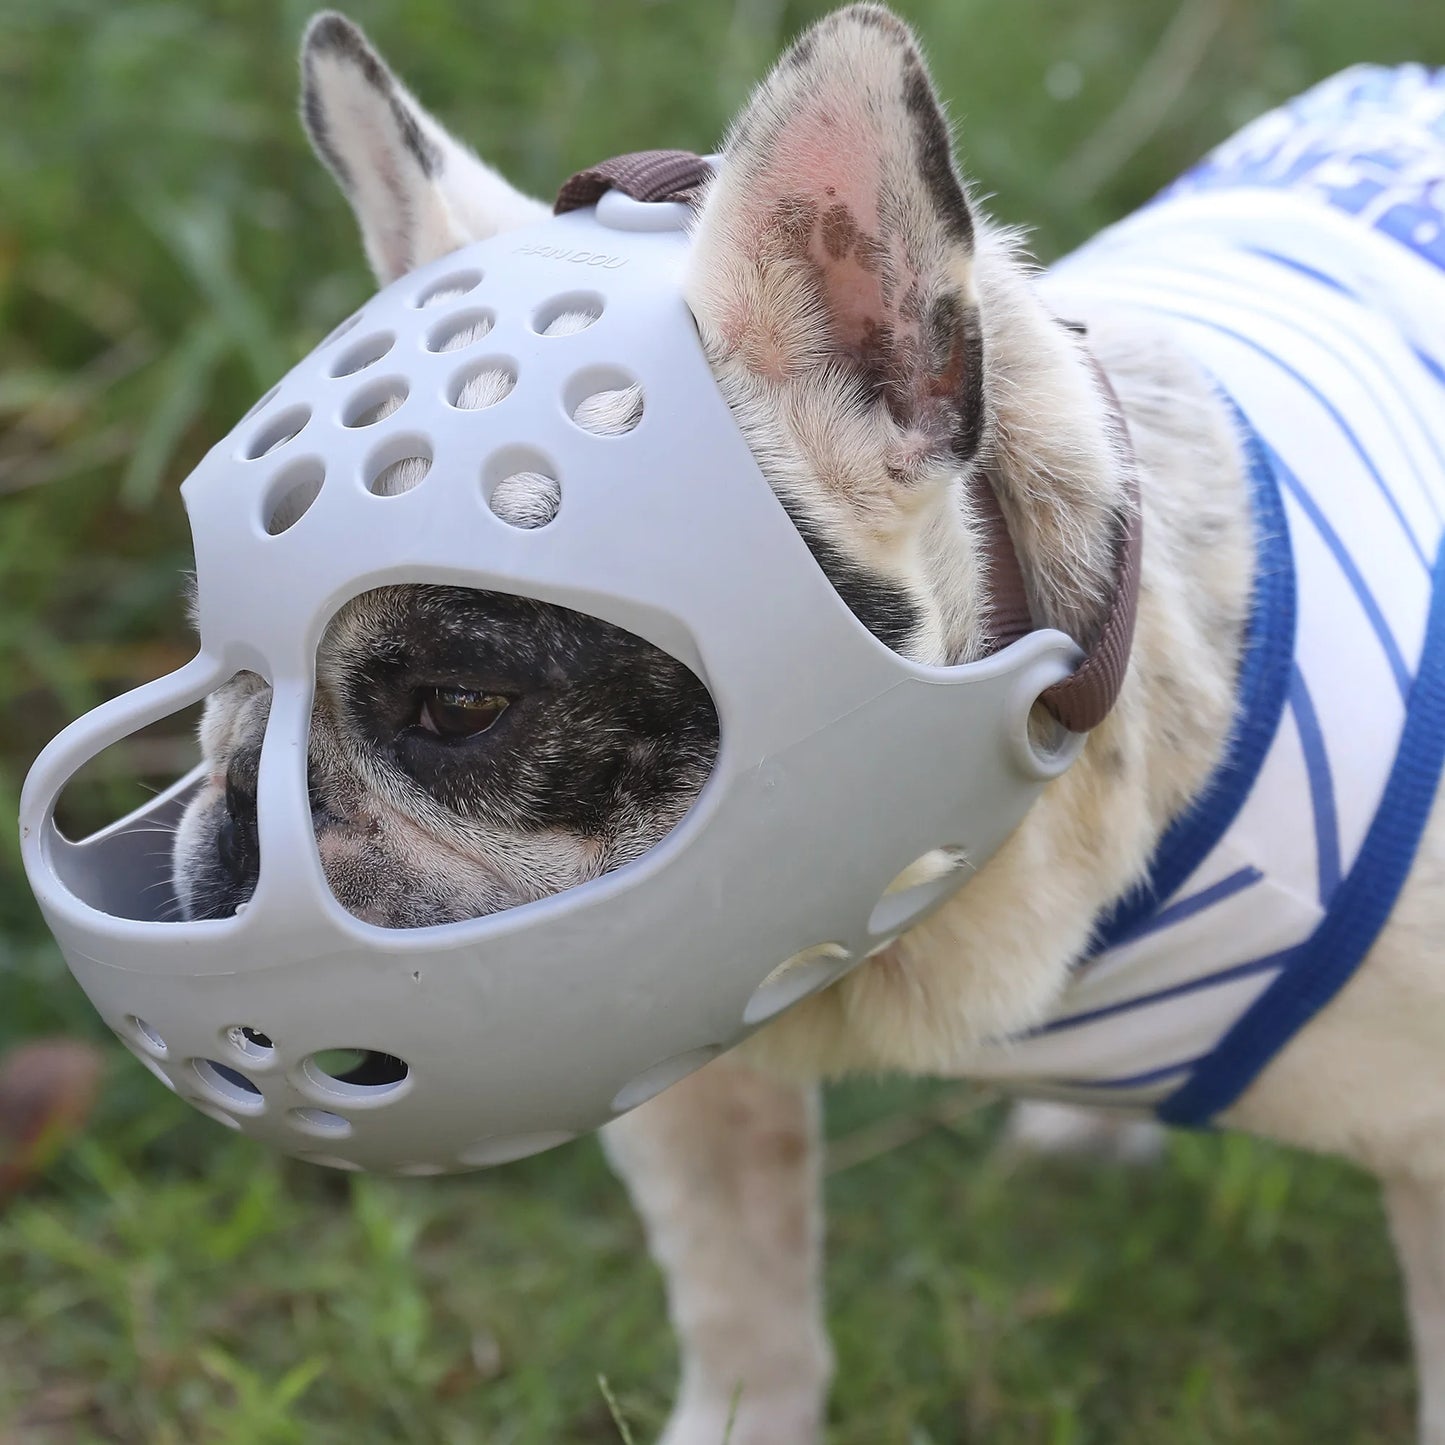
[293,9,1445,1441]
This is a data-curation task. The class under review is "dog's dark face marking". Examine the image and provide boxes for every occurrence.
[175,586,719,928]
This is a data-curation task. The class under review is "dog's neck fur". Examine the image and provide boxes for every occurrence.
[737,234,1255,1080]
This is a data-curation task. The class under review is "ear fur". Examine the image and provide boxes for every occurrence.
[689,5,984,473]
[688,4,1134,667]
[300,12,548,284]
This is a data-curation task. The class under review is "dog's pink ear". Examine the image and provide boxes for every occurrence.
[689,4,983,465]
[300,12,547,284]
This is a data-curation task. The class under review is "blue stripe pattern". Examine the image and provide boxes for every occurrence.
[1040,943,1290,1037]
[1288,668,1342,903]
[994,67,1445,1120]
[1162,538,1445,1125]
[1143,306,1431,569]
[1266,439,1413,700]
[1244,245,1356,296]
[1109,865,1263,949]
[1415,344,1445,391]
[1174,257,1445,517]
[1062,1058,1203,1092]
[1087,405,1296,954]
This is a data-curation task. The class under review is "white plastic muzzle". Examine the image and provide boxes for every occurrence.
[19,187,1084,1173]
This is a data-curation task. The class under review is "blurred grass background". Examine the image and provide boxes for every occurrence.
[2,0,1443,1440]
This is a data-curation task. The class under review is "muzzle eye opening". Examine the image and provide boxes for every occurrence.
[299,582,721,933]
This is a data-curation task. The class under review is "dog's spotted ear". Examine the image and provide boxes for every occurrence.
[690,4,983,467]
[300,12,547,284]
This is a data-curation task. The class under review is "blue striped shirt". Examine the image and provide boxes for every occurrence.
[964,65,1445,1123]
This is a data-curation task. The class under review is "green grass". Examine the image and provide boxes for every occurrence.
[0,1059,1417,1444]
[3,0,1444,1440]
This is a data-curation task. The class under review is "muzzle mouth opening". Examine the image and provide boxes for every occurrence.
[26,654,234,928]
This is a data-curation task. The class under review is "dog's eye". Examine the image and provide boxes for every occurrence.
[418,687,511,739]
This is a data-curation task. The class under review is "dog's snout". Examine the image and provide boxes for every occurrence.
[217,758,260,888]
[215,812,250,884]
[224,773,256,825]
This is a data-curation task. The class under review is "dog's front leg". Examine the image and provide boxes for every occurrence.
[1386,1171,1445,1444]
[602,1055,831,1445]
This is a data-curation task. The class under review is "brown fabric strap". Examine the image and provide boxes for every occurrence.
[972,475,1035,653]
[555,150,714,214]
[995,350,1142,734]
[554,154,1140,733]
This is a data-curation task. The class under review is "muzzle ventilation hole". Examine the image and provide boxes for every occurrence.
[426,310,495,354]
[289,1107,352,1138]
[365,434,434,499]
[866,847,971,942]
[263,459,325,535]
[565,365,644,436]
[743,943,851,1027]
[611,1045,723,1114]
[126,1015,167,1056]
[414,270,482,308]
[303,1048,410,1100]
[330,331,395,379]
[190,1058,265,1113]
[244,404,311,460]
[483,445,561,530]
[449,359,518,411]
[226,1025,275,1062]
[343,378,410,429]
[532,291,604,335]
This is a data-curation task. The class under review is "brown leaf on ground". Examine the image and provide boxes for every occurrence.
[0,1039,104,1200]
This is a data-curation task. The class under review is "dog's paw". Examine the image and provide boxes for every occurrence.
[1003,1100,1166,1164]
[658,1393,822,1445]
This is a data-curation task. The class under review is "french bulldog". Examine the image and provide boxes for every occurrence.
[173,8,1445,1442]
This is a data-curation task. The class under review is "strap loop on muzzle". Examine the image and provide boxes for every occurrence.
[555,149,715,214]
